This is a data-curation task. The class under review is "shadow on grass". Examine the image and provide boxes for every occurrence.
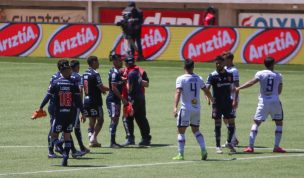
[89,152,113,155]
[52,164,106,168]
[72,157,104,160]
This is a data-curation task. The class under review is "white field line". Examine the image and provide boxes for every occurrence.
[0,154,303,177]
[0,61,302,73]
[1,145,304,152]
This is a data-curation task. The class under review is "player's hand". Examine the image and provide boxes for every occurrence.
[31,109,47,120]
[122,98,128,106]
[173,107,178,118]
[235,87,240,92]
[80,115,86,123]
[232,100,238,109]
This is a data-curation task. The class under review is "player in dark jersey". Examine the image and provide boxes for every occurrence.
[123,56,151,146]
[82,56,109,147]
[106,52,127,148]
[206,56,237,154]
[70,60,90,154]
[39,60,86,166]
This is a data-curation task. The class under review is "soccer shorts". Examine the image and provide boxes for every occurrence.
[177,108,200,127]
[51,116,74,133]
[212,103,236,119]
[254,100,283,121]
[84,104,104,119]
[106,102,121,118]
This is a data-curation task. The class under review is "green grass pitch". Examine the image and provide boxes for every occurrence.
[0,57,303,178]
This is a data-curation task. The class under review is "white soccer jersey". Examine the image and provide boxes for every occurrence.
[255,70,282,101]
[176,73,206,111]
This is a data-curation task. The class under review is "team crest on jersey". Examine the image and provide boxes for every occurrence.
[191,99,197,105]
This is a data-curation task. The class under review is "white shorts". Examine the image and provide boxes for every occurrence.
[254,99,283,121]
[177,108,200,127]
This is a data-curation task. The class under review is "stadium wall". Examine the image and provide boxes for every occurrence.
[0,23,304,64]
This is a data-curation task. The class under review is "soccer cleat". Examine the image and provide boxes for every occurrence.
[81,147,90,155]
[55,146,63,155]
[72,150,84,158]
[48,153,62,159]
[31,109,47,120]
[227,143,237,153]
[216,147,223,154]
[89,142,101,148]
[110,143,123,148]
[243,146,254,153]
[231,138,239,147]
[273,147,286,153]
[172,154,184,160]
[201,150,208,160]
[122,139,135,146]
[222,141,229,148]
[138,139,151,146]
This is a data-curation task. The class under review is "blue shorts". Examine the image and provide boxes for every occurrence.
[212,103,235,119]
[84,104,104,119]
[106,101,121,118]
[51,115,74,133]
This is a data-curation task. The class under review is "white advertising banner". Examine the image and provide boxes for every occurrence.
[0,9,87,23]
[239,13,304,28]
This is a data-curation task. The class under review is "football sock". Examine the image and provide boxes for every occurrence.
[122,117,131,137]
[52,138,63,151]
[74,128,85,151]
[109,123,117,143]
[194,131,206,150]
[249,124,258,147]
[227,125,235,143]
[48,128,53,153]
[177,134,185,156]
[125,117,134,138]
[215,124,221,147]
[63,140,72,158]
[70,137,76,153]
[88,128,93,139]
[274,126,283,147]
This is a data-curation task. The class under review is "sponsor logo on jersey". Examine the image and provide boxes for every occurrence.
[112,26,170,60]
[46,24,101,58]
[0,23,42,56]
[241,29,302,64]
[180,27,239,62]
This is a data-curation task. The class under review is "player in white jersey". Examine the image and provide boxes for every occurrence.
[236,57,286,153]
[223,51,239,147]
[173,59,213,160]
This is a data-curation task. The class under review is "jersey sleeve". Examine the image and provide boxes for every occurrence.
[255,71,261,80]
[199,76,206,89]
[233,69,239,82]
[176,76,183,89]
[278,73,283,84]
[206,74,213,85]
[95,73,103,86]
[142,71,149,83]
[111,72,118,84]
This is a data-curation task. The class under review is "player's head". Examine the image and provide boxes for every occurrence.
[184,59,194,73]
[222,51,234,66]
[109,50,123,68]
[57,59,65,71]
[215,55,225,72]
[264,56,275,70]
[207,6,216,14]
[125,55,135,67]
[87,56,99,69]
[58,59,72,78]
[128,1,136,7]
[70,59,80,73]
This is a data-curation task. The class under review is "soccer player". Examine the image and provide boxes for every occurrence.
[206,56,237,154]
[106,52,127,148]
[82,56,109,147]
[123,56,151,146]
[222,51,239,147]
[236,57,286,153]
[41,60,86,166]
[70,60,90,154]
[173,59,213,160]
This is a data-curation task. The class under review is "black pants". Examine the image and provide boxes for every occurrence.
[131,30,143,57]
[125,97,151,140]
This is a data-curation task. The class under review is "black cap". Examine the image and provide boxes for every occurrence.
[58,60,70,71]
[125,55,135,64]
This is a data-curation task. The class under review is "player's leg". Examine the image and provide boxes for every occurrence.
[225,118,236,153]
[88,117,95,140]
[272,101,285,153]
[212,104,223,153]
[134,99,151,146]
[122,115,135,145]
[107,102,122,148]
[50,118,64,154]
[190,110,207,160]
[61,121,74,166]
[90,106,104,147]
[172,109,189,160]
[74,118,89,154]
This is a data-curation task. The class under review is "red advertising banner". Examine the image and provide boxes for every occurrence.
[112,26,170,60]
[180,27,239,62]
[99,8,207,26]
[0,23,42,56]
[46,24,101,58]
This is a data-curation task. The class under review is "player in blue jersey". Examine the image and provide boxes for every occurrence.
[82,56,109,147]
[206,56,237,154]
[39,60,86,166]
[123,56,151,146]
[70,60,90,154]
[106,51,127,148]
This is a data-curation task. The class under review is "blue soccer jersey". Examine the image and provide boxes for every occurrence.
[107,67,124,104]
[82,67,103,106]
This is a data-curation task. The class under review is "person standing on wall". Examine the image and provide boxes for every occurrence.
[203,6,216,26]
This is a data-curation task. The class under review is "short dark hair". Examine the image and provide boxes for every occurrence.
[58,59,70,71]
[70,60,80,69]
[215,55,224,62]
[184,59,194,70]
[264,57,275,68]
[57,59,64,70]
[207,6,216,13]
[109,50,121,61]
[125,55,135,64]
[222,51,234,61]
[87,56,98,66]
[128,1,136,7]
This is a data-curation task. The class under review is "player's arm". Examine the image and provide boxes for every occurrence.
[74,90,87,123]
[173,88,181,118]
[141,71,149,88]
[278,83,283,95]
[96,73,109,93]
[112,83,128,105]
[39,84,53,109]
[236,78,259,92]
[202,87,213,105]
